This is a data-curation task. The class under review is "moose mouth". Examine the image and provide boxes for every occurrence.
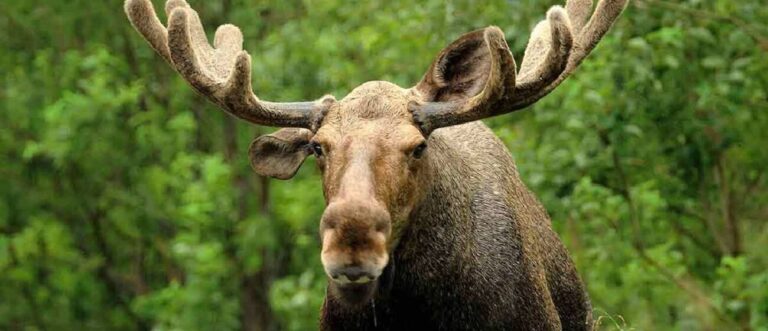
[329,278,378,306]
[327,258,395,306]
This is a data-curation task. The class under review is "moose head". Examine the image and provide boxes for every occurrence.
[125,0,625,307]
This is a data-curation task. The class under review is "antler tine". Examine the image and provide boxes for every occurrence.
[166,8,220,95]
[565,0,594,36]
[125,0,334,129]
[514,6,573,105]
[511,0,627,108]
[571,0,628,67]
[124,0,171,63]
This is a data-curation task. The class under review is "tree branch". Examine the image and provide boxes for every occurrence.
[7,241,47,331]
[596,127,742,329]
[713,151,742,255]
[89,209,151,331]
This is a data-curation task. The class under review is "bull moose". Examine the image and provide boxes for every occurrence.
[125,0,626,329]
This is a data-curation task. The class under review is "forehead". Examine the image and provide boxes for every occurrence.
[315,81,423,143]
[324,81,413,125]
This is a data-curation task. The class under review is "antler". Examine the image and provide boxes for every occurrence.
[411,0,627,134]
[124,0,334,129]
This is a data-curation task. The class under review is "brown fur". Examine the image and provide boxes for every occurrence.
[314,83,591,330]
[124,0,627,329]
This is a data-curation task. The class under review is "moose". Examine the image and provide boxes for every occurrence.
[125,0,626,329]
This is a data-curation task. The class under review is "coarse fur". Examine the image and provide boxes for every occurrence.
[317,82,591,330]
[123,0,628,330]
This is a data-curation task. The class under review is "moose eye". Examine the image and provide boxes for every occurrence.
[411,142,427,159]
[309,141,324,157]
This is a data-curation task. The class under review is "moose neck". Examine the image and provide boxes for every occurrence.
[394,124,496,281]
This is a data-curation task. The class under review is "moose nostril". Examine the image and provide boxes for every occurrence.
[344,268,366,282]
[331,266,375,284]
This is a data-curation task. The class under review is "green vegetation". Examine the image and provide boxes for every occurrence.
[1,0,766,330]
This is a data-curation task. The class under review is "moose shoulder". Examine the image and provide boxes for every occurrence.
[125,0,627,330]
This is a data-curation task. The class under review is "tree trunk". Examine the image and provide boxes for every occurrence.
[714,152,741,256]
[223,117,276,331]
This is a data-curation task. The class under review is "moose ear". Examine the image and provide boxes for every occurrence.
[414,27,512,104]
[249,128,313,180]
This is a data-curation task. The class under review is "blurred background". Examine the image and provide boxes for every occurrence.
[1,0,767,330]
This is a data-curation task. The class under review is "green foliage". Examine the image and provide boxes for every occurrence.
[1,0,767,330]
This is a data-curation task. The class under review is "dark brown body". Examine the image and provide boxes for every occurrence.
[320,122,590,330]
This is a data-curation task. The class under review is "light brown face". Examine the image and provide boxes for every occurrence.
[310,81,429,304]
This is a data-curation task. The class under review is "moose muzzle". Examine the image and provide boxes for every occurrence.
[320,199,391,304]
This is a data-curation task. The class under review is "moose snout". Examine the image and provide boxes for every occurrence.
[320,200,391,285]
